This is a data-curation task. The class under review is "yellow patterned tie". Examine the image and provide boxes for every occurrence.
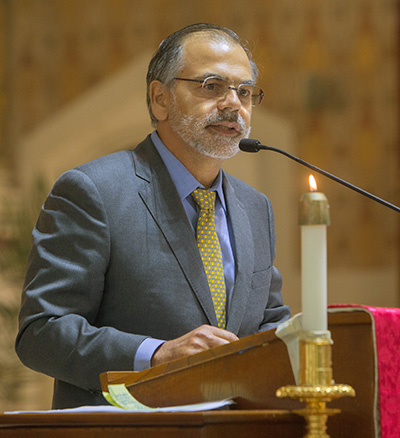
[191,189,226,329]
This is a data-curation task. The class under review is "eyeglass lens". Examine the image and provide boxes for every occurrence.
[202,77,263,106]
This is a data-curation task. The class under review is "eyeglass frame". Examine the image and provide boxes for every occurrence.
[173,76,264,107]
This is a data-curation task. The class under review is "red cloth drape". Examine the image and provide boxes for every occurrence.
[329,305,400,438]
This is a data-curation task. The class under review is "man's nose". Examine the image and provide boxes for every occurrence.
[217,88,242,111]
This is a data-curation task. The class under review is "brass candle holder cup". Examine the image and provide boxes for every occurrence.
[276,332,355,438]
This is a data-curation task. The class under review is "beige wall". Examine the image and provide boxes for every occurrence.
[3,0,398,306]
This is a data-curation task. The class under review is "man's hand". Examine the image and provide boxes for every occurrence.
[151,325,239,367]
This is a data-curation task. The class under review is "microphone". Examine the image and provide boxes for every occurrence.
[239,138,400,213]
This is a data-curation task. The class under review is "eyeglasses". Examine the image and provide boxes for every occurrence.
[174,76,264,107]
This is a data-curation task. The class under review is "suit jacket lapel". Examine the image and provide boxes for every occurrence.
[223,175,254,334]
[133,137,218,326]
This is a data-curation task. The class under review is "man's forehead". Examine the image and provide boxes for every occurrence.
[180,33,252,77]
[182,32,239,54]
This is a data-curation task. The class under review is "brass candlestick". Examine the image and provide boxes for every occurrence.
[276,331,355,438]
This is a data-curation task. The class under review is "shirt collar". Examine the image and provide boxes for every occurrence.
[151,131,226,210]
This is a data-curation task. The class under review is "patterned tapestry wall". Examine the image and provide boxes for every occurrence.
[1,0,399,271]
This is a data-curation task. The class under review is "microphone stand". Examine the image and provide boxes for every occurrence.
[239,138,400,213]
[239,138,397,437]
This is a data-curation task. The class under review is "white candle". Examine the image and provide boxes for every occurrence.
[299,175,330,332]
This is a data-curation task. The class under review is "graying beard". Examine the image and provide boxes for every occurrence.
[175,113,250,159]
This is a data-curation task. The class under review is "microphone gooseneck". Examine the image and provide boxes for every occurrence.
[239,139,400,213]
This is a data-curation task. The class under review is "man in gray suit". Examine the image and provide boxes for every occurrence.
[16,23,290,409]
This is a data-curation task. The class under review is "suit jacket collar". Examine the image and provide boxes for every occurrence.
[133,136,218,327]
[223,175,254,333]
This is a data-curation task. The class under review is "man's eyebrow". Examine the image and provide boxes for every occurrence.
[241,79,256,86]
[194,74,256,85]
[193,73,225,81]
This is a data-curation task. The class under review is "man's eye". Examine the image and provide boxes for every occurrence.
[203,81,223,93]
[204,83,215,91]
[238,87,251,98]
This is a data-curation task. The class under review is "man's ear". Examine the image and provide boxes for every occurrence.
[149,80,170,123]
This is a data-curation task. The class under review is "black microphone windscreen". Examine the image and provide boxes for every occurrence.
[239,139,261,152]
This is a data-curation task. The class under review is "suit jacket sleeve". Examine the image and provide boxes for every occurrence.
[16,169,147,393]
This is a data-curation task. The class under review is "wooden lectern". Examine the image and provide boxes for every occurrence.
[100,310,378,438]
[1,309,384,437]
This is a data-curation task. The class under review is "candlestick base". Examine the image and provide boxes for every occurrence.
[276,332,355,438]
[276,384,354,438]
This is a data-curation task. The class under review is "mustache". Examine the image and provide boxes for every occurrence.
[207,110,239,123]
[205,111,246,133]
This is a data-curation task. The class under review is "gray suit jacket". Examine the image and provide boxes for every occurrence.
[16,135,290,409]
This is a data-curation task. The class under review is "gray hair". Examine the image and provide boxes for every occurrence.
[146,23,258,127]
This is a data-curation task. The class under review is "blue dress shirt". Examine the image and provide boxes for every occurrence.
[134,131,236,371]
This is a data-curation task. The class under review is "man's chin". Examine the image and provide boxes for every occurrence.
[194,140,241,160]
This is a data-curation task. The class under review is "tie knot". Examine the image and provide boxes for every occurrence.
[191,189,216,211]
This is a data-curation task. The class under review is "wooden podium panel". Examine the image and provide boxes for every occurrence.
[0,410,304,437]
[0,310,378,437]
[101,310,378,438]
[327,310,377,437]
[102,325,295,410]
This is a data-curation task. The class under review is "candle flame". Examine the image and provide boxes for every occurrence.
[309,174,317,192]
